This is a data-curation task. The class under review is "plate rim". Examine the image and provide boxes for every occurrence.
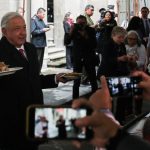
[0,67,23,76]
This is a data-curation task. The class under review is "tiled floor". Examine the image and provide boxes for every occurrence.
[40,68,93,150]
[43,81,91,106]
[42,67,91,106]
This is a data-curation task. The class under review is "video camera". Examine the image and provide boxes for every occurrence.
[74,23,85,31]
[99,8,106,19]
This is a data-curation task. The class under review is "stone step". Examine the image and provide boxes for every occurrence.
[44,47,66,68]
[47,38,54,42]
[48,51,66,60]
[47,47,65,55]
[47,57,66,67]
[47,43,55,48]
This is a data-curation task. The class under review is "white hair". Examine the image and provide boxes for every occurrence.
[127,30,140,40]
[1,12,23,28]
[125,30,142,46]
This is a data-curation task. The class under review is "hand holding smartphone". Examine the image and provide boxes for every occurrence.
[106,76,142,97]
[26,105,93,141]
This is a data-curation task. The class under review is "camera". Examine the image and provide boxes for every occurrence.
[74,23,85,31]
[99,8,106,19]
[106,76,142,97]
[26,105,93,141]
[100,11,106,19]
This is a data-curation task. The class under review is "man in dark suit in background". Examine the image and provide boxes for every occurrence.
[140,6,150,47]
[31,7,50,72]
[69,15,98,99]
[0,12,64,150]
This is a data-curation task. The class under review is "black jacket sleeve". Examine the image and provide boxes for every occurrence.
[40,74,58,89]
[107,129,150,150]
[117,135,150,150]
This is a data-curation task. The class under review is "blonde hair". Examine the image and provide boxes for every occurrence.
[112,26,127,36]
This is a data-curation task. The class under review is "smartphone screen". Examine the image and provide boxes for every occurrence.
[26,105,93,141]
[106,76,142,97]
[131,77,143,95]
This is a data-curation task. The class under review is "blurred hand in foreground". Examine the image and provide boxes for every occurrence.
[72,76,120,148]
[131,71,150,100]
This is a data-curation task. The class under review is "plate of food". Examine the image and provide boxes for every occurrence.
[0,62,23,77]
[61,72,82,80]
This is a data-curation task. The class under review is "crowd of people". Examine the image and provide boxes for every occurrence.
[62,4,150,149]
[62,5,150,124]
[0,3,150,150]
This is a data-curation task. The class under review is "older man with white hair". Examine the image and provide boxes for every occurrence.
[0,12,65,150]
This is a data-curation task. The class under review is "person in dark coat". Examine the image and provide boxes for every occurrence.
[127,7,150,48]
[139,7,150,48]
[97,26,131,124]
[97,26,129,77]
[69,15,98,99]
[127,16,143,38]
[56,115,67,138]
[97,10,117,54]
[31,7,50,72]
[0,12,64,150]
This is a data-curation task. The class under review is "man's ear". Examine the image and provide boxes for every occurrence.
[2,28,7,36]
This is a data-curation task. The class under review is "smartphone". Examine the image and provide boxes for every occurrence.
[106,76,142,97]
[26,105,93,141]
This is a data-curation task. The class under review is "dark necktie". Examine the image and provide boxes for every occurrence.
[19,48,26,59]
[145,19,150,36]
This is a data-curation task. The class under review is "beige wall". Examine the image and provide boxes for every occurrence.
[0,0,29,38]
[0,0,112,47]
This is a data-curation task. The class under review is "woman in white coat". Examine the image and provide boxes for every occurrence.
[125,30,147,115]
[125,30,147,72]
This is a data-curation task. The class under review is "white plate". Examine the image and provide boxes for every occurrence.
[0,67,23,77]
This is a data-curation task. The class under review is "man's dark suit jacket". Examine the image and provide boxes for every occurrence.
[140,18,150,37]
[140,18,150,47]
[0,37,58,150]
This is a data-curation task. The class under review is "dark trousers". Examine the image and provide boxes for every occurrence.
[36,47,45,72]
[0,144,38,150]
[0,148,37,150]
[73,59,98,99]
[66,46,73,69]
[115,96,133,125]
[134,97,143,115]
